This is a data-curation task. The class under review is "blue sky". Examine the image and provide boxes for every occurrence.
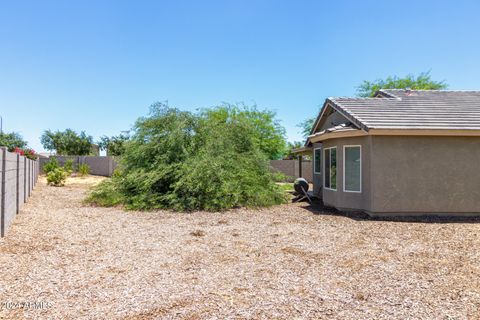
[1,0,480,152]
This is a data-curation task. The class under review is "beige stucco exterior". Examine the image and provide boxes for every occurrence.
[312,135,480,216]
[320,136,372,212]
[369,136,480,216]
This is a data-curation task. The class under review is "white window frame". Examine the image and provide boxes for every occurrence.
[323,146,337,191]
[313,148,321,174]
[343,145,362,193]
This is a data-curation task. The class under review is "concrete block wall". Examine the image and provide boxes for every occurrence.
[269,160,313,182]
[297,160,313,183]
[0,147,39,237]
[40,156,117,177]
[18,156,25,207]
[37,156,313,182]
[82,156,116,177]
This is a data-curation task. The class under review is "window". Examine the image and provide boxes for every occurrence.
[324,147,337,190]
[314,148,321,174]
[344,145,361,193]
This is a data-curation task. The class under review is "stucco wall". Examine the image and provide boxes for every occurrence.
[370,136,480,215]
[321,136,371,212]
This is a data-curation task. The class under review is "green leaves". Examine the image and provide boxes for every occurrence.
[356,71,448,97]
[0,132,27,151]
[86,102,287,211]
[298,116,316,139]
[98,133,129,156]
[78,164,90,176]
[47,168,68,186]
[43,158,60,174]
[41,129,94,155]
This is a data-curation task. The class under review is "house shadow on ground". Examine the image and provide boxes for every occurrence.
[298,199,480,224]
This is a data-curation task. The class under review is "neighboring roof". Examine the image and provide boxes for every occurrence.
[38,153,52,158]
[327,89,480,131]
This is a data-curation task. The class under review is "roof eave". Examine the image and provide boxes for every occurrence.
[327,98,370,132]
[291,146,313,155]
[308,98,368,139]
[309,129,368,143]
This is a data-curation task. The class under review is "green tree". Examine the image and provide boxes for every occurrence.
[356,71,447,97]
[86,102,286,211]
[41,129,94,155]
[206,103,287,160]
[297,116,317,139]
[0,132,28,151]
[98,133,130,156]
[283,141,303,159]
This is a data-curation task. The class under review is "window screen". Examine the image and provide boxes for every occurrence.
[331,148,337,189]
[324,149,330,189]
[344,146,361,192]
[314,149,321,174]
[324,147,336,190]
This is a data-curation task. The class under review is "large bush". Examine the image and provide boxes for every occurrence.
[86,103,287,211]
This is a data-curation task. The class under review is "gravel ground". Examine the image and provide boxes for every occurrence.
[1,176,480,319]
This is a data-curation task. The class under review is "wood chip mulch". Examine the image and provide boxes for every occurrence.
[0,176,479,319]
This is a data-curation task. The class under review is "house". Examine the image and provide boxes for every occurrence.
[294,89,480,216]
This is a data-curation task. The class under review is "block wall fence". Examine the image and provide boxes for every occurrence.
[38,156,310,182]
[40,158,312,181]
[0,147,39,237]
[270,160,313,182]
[39,156,117,177]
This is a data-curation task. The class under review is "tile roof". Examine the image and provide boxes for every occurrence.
[327,89,480,131]
[308,123,357,138]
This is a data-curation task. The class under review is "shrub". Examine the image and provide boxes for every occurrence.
[78,164,90,176]
[272,171,295,183]
[278,183,294,192]
[43,158,60,174]
[47,168,68,186]
[85,103,287,211]
[23,148,38,160]
[63,159,75,174]
[85,179,124,207]
[12,147,38,160]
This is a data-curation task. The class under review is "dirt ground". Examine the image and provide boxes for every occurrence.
[1,176,479,319]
